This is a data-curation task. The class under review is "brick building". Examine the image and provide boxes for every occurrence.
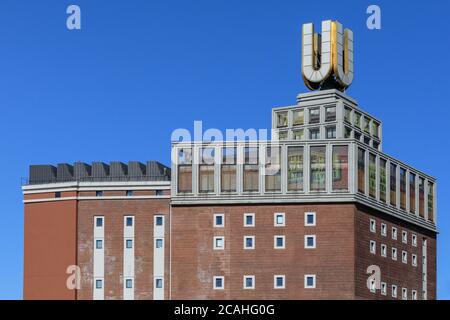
[22,21,437,300]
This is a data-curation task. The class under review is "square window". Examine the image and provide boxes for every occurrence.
[96,217,103,227]
[244,236,255,249]
[381,244,387,257]
[304,275,316,289]
[155,238,163,249]
[381,223,387,236]
[55,192,61,198]
[243,276,255,289]
[381,282,387,296]
[305,235,316,249]
[274,275,285,289]
[305,212,316,226]
[126,217,133,227]
[309,108,320,124]
[274,236,285,249]
[244,213,255,227]
[309,128,320,140]
[96,239,103,249]
[402,288,408,300]
[274,212,285,226]
[326,126,336,139]
[392,248,397,261]
[155,278,163,289]
[214,214,224,227]
[95,279,103,289]
[402,231,408,244]
[412,254,417,267]
[402,251,408,264]
[126,190,133,197]
[126,239,133,249]
[392,227,397,240]
[155,216,164,226]
[214,236,225,250]
[370,240,376,254]
[369,219,376,233]
[125,279,133,289]
[412,234,417,247]
[214,276,224,290]
[392,285,398,298]
[96,191,103,197]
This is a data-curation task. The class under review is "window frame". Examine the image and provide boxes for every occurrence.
[304,274,316,289]
[274,275,286,289]
[392,285,398,298]
[214,213,225,228]
[243,275,255,290]
[381,223,387,237]
[392,227,397,240]
[402,250,408,264]
[213,236,225,250]
[381,244,387,257]
[244,213,255,227]
[274,235,286,249]
[274,212,285,227]
[305,235,316,249]
[305,212,316,226]
[370,240,376,254]
[213,276,224,290]
[370,219,376,233]
[243,236,255,250]
[392,247,397,261]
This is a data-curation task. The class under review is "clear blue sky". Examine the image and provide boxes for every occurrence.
[0,0,448,299]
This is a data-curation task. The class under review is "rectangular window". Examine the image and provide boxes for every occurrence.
[274,275,285,289]
[310,146,326,191]
[381,244,387,257]
[381,223,387,236]
[390,163,397,206]
[244,236,255,249]
[274,212,285,226]
[155,278,163,289]
[370,240,376,254]
[96,279,103,289]
[178,148,192,193]
[287,146,304,191]
[309,128,320,140]
[96,239,103,249]
[354,131,361,141]
[55,192,61,198]
[278,131,288,140]
[402,231,408,244]
[412,234,417,247]
[369,153,376,198]
[392,227,397,240]
[214,214,224,227]
[305,235,316,249]
[126,190,133,197]
[155,238,163,249]
[381,282,387,296]
[326,126,336,139]
[126,279,133,289]
[363,117,370,134]
[358,148,365,194]
[419,177,425,218]
[304,275,316,289]
[305,212,316,226]
[372,122,380,138]
[126,239,133,249]
[199,147,215,193]
[344,107,351,123]
[292,129,304,140]
[277,112,288,128]
[244,213,255,227]
[392,247,397,260]
[400,168,407,210]
[412,254,417,267]
[293,109,304,126]
[428,182,434,221]
[126,217,133,227]
[309,108,320,124]
[344,126,352,139]
[370,219,376,233]
[96,191,103,197]
[96,217,103,227]
[412,290,418,300]
[265,146,281,192]
[243,146,259,192]
[369,279,376,293]
[221,147,236,192]
[354,112,361,128]
[243,275,255,289]
[332,146,348,191]
[392,285,398,298]
[409,173,416,213]
[402,288,408,300]
[325,106,336,122]
[214,236,225,250]
[274,236,285,249]
[402,251,408,264]
[213,276,224,290]
[155,216,164,226]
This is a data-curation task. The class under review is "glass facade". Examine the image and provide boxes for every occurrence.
[332,146,348,191]
[326,126,336,139]
[199,148,215,193]
[344,107,351,123]
[390,163,397,206]
[369,153,376,198]
[309,128,320,140]
[221,147,236,192]
[277,112,287,128]
[293,110,304,126]
[419,177,425,218]
[265,146,281,192]
[178,148,192,193]
[409,173,416,213]
[310,146,326,191]
[293,129,304,140]
[379,158,387,202]
[400,168,406,210]
[325,106,336,122]
[243,147,259,192]
[428,182,434,221]
[287,146,304,191]
[354,112,361,129]
[309,108,320,124]
[358,148,365,194]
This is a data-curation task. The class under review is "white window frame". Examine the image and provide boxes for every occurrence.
[125,216,134,227]
[214,213,225,228]
[155,277,164,289]
[381,223,387,236]
[402,288,408,300]
[274,275,285,289]
[412,254,417,267]
[304,212,316,226]
[125,278,133,289]
[412,290,418,300]
[274,212,285,227]
[213,276,224,290]
[381,244,387,257]
[412,234,417,247]
[402,250,408,264]
[370,240,376,254]
[305,235,316,249]
[244,236,255,250]
[392,247,397,261]
[274,235,285,249]
[154,215,164,226]
[304,274,316,289]
[369,279,376,293]
[392,285,398,298]
[381,282,387,296]
[402,231,408,244]
[214,236,225,250]
[370,219,376,233]
[243,275,255,290]
[244,213,255,227]
[392,227,397,240]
